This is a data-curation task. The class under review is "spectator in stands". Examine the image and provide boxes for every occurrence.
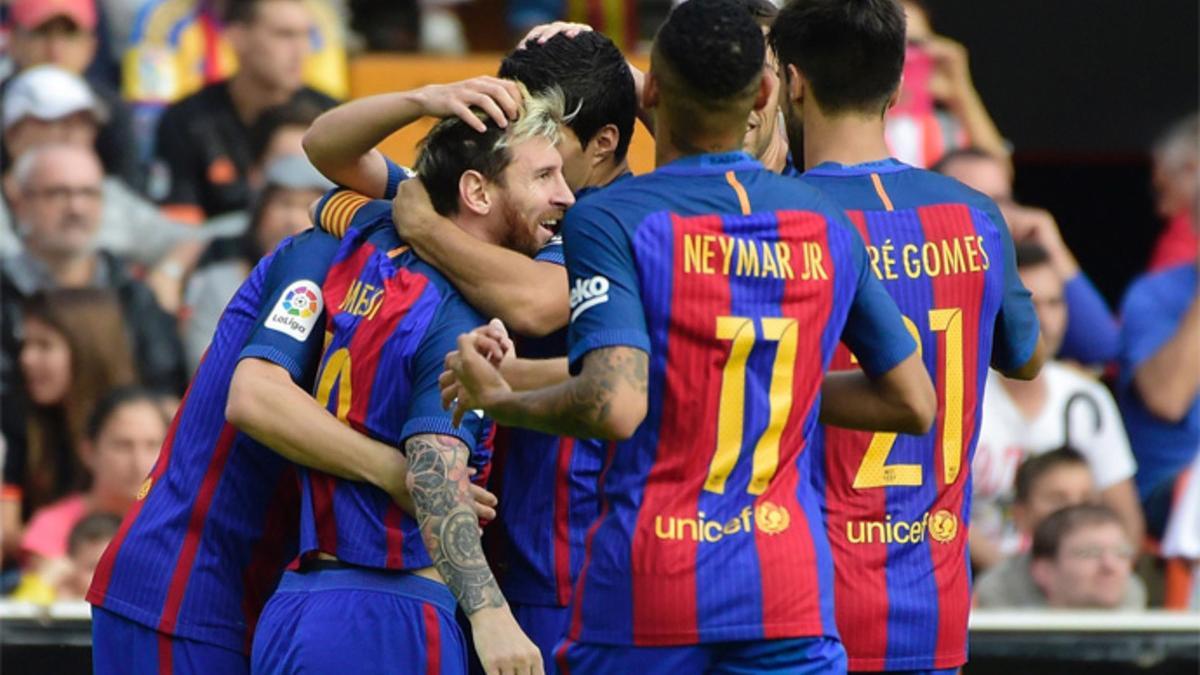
[936,147,1120,366]
[182,155,332,371]
[1030,505,1145,610]
[0,144,186,422]
[0,66,202,275]
[11,512,122,604]
[0,289,136,566]
[1118,238,1200,542]
[1147,113,1199,272]
[971,242,1142,571]
[149,0,338,222]
[886,0,1007,169]
[4,0,142,191]
[21,388,165,569]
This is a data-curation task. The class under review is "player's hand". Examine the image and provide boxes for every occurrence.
[441,333,513,426]
[392,178,443,246]
[410,77,524,132]
[472,318,516,367]
[469,606,544,675]
[468,482,499,521]
[517,21,592,49]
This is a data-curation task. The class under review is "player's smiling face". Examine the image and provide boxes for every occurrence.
[494,135,575,256]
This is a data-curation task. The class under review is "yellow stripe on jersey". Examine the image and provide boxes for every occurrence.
[870,173,895,212]
[319,191,371,238]
[725,171,752,215]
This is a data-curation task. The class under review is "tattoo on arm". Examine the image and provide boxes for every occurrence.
[405,434,505,614]
[500,347,648,438]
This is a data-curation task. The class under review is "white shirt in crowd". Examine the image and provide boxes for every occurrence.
[971,363,1137,555]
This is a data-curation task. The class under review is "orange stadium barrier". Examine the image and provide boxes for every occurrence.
[348,54,656,175]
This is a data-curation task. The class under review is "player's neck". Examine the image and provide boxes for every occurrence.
[654,116,745,167]
[1000,371,1048,419]
[452,212,500,247]
[588,159,630,190]
[803,110,891,170]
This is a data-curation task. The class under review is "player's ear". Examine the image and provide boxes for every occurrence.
[753,68,774,112]
[459,170,492,216]
[643,71,660,110]
[586,124,619,164]
[885,80,902,114]
[785,63,805,106]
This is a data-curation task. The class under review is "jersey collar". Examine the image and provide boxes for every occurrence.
[657,151,762,177]
[804,157,911,177]
[576,170,635,199]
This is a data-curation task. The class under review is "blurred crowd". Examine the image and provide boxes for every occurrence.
[0,0,1196,616]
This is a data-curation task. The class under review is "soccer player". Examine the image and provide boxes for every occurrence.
[769,0,1046,672]
[303,33,637,670]
[442,0,935,671]
[86,163,461,673]
[249,92,574,674]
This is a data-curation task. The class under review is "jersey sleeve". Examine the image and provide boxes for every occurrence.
[534,233,565,266]
[382,157,416,200]
[1058,272,1119,365]
[562,202,650,374]
[1117,278,1177,378]
[400,292,489,450]
[311,189,391,239]
[838,224,917,378]
[237,229,342,385]
[980,204,1040,372]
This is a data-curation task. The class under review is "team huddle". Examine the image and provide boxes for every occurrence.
[85,0,1045,673]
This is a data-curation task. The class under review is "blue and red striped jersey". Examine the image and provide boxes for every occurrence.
[797,158,1039,671]
[560,151,916,646]
[87,228,344,653]
[296,191,493,570]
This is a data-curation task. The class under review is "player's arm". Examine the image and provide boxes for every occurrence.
[826,226,936,434]
[392,179,569,336]
[303,78,523,198]
[986,203,1046,381]
[1129,292,1200,422]
[819,353,936,435]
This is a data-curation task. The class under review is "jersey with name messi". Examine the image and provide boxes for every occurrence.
[297,191,493,570]
[563,152,916,646]
[798,159,1039,671]
[489,175,632,608]
[87,229,341,653]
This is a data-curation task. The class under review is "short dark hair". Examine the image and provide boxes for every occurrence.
[86,386,168,442]
[225,0,302,24]
[1031,504,1123,560]
[499,32,636,162]
[770,0,906,115]
[68,512,122,557]
[250,101,326,167]
[1014,447,1089,504]
[415,88,564,217]
[656,0,765,103]
[1015,241,1051,269]
[735,0,779,28]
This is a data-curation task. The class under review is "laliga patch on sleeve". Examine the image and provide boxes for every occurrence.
[264,280,324,342]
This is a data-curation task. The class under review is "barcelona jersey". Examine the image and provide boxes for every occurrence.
[797,158,1039,671]
[87,229,342,653]
[561,151,916,646]
[296,190,492,570]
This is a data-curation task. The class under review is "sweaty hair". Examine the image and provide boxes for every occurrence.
[500,32,636,162]
[1014,447,1089,504]
[1031,504,1123,561]
[86,386,168,443]
[415,85,565,217]
[655,0,765,102]
[1014,241,1051,269]
[68,512,123,558]
[770,0,906,115]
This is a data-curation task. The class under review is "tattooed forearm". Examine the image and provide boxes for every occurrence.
[405,434,505,614]
[491,346,648,439]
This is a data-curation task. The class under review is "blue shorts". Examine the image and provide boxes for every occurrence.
[249,568,466,675]
[512,603,569,675]
[555,635,846,674]
[91,605,247,675]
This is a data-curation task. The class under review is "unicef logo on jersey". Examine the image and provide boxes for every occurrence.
[283,285,320,319]
[569,275,610,322]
